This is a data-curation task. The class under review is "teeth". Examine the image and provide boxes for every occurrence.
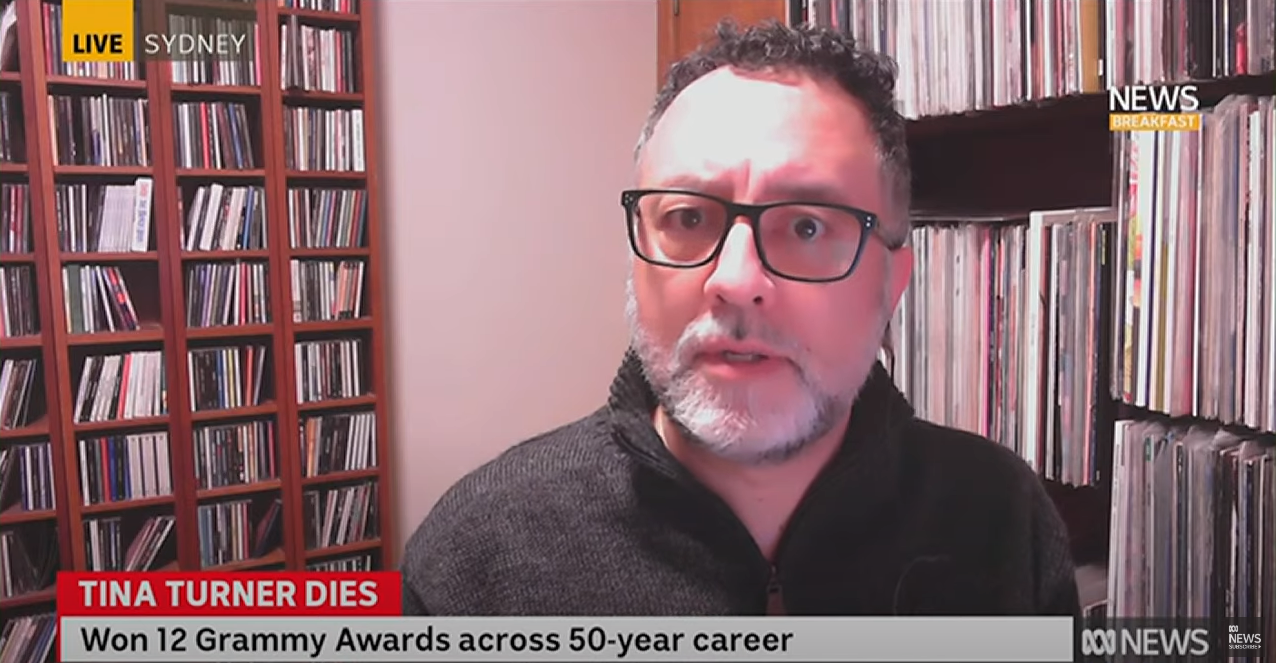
[723,351,764,362]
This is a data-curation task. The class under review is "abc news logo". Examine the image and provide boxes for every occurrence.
[1081,624,1264,657]
[1228,624,1263,650]
[1079,627,1210,657]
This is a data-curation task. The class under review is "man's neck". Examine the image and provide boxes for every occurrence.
[654,408,849,561]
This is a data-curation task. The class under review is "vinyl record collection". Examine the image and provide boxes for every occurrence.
[1110,95,1276,434]
[1105,418,1274,647]
[886,208,1114,486]
[888,90,1276,630]
[803,0,1275,118]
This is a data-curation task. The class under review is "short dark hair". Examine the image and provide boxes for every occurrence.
[635,19,911,246]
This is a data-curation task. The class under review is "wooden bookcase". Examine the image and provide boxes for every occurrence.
[0,0,393,630]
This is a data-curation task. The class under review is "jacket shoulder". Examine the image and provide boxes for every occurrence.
[399,408,628,612]
[409,407,621,536]
[895,418,1080,616]
[898,418,1045,491]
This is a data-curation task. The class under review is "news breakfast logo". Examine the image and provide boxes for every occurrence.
[1079,623,1263,659]
[61,0,248,62]
[1108,84,1202,132]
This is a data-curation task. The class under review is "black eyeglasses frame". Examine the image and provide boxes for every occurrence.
[620,188,882,283]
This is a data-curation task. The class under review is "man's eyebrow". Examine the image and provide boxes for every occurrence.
[760,182,858,206]
[648,174,718,190]
[645,175,866,209]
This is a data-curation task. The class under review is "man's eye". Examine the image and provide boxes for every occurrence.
[668,208,704,229]
[791,217,824,240]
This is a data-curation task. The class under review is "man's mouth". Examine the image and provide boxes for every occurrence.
[691,341,786,367]
[720,351,768,363]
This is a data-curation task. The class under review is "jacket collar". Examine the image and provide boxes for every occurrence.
[605,347,913,533]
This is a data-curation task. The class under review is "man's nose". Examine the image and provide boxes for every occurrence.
[703,221,773,307]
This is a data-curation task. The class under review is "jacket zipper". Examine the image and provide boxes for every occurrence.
[765,564,786,615]
[619,421,856,614]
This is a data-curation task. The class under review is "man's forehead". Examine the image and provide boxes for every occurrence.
[640,68,881,193]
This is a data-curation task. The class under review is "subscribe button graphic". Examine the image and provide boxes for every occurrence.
[62,0,135,62]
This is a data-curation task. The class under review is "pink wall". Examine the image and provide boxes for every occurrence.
[374,0,658,558]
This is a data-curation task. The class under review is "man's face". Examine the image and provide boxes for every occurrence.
[627,66,912,466]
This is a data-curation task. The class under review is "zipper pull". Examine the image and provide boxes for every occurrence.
[765,565,786,615]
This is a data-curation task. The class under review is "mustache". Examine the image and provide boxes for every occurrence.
[672,309,801,364]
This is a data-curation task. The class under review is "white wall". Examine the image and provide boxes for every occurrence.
[374,0,658,560]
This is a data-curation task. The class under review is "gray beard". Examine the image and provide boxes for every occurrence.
[624,276,877,467]
[654,377,846,465]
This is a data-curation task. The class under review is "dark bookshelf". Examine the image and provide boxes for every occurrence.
[904,70,1276,569]
[908,73,1276,214]
[776,0,1276,633]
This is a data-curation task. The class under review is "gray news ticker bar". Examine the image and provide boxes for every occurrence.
[59,616,1074,662]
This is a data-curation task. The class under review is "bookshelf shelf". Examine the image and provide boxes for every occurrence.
[0,333,41,347]
[291,247,369,258]
[283,90,363,103]
[65,327,166,346]
[294,319,372,333]
[207,548,286,572]
[165,0,258,13]
[1113,401,1274,441]
[175,168,267,179]
[301,467,378,486]
[905,72,1276,140]
[59,251,159,262]
[181,250,271,260]
[0,588,57,611]
[0,163,26,174]
[0,507,57,525]
[0,418,50,440]
[170,83,262,97]
[305,538,381,561]
[285,170,365,180]
[71,415,169,433]
[296,394,376,412]
[278,7,359,24]
[0,71,19,83]
[186,323,274,338]
[80,494,176,515]
[52,165,153,177]
[197,479,282,500]
[44,75,147,92]
[188,402,278,422]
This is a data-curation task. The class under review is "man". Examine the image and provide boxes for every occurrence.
[401,20,1080,616]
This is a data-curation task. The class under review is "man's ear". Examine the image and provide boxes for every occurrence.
[887,243,914,310]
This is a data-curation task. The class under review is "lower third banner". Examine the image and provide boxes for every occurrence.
[58,615,1074,662]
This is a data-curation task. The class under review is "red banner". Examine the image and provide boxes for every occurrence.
[56,571,402,616]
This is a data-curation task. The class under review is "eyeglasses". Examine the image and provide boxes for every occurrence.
[620,188,882,283]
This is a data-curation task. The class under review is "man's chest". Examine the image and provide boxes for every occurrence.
[446,525,1013,616]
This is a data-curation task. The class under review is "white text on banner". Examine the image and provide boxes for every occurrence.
[58,616,1074,662]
